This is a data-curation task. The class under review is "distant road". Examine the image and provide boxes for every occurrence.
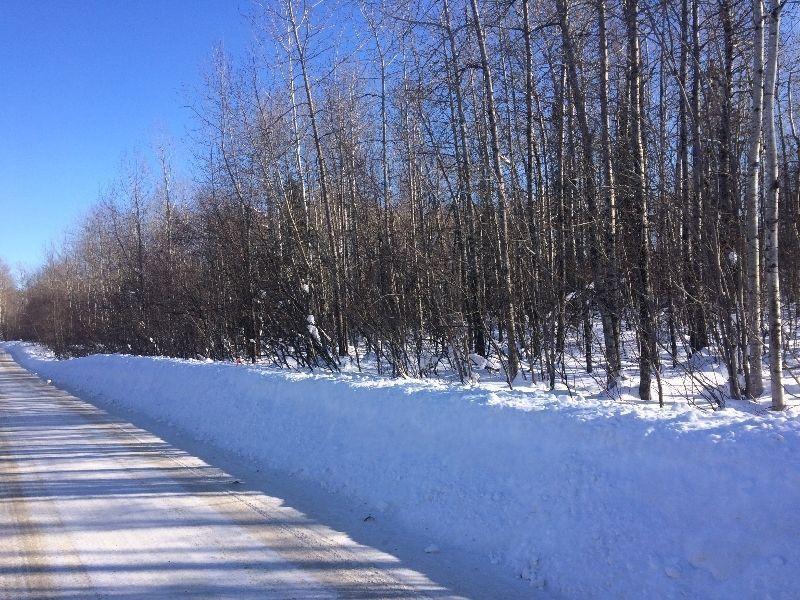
[0,352,459,599]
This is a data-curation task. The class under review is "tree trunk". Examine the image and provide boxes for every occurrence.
[287,0,348,358]
[763,0,785,410]
[596,0,621,387]
[745,0,765,398]
[626,0,656,401]
[469,0,519,383]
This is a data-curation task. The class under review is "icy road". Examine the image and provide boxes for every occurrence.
[0,352,462,599]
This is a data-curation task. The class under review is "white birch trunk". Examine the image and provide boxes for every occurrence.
[763,0,785,410]
[745,0,765,398]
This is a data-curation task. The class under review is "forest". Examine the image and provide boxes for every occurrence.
[1,0,798,409]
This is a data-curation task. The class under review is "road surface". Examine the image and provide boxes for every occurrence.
[0,351,461,599]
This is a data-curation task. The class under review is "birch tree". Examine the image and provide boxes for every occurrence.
[763,0,785,410]
[745,0,766,398]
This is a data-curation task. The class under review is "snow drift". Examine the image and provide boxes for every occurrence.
[4,341,799,598]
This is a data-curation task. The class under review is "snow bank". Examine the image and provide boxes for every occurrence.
[4,341,799,598]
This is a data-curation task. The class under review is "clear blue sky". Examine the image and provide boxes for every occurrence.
[0,0,252,273]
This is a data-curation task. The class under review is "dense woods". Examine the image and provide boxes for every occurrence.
[4,0,800,407]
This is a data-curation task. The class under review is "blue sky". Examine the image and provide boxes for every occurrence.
[0,0,252,273]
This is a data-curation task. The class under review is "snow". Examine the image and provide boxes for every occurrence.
[0,352,444,598]
[307,314,321,343]
[4,340,800,598]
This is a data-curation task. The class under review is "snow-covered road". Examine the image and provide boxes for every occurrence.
[0,352,458,599]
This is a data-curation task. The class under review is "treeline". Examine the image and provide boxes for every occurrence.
[4,0,800,407]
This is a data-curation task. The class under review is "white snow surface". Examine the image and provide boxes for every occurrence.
[4,341,799,598]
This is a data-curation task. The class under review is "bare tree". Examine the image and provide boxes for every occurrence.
[763,0,785,410]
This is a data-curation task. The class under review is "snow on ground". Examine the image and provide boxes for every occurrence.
[4,340,800,598]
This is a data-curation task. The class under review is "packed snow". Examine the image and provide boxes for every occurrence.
[4,340,799,598]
